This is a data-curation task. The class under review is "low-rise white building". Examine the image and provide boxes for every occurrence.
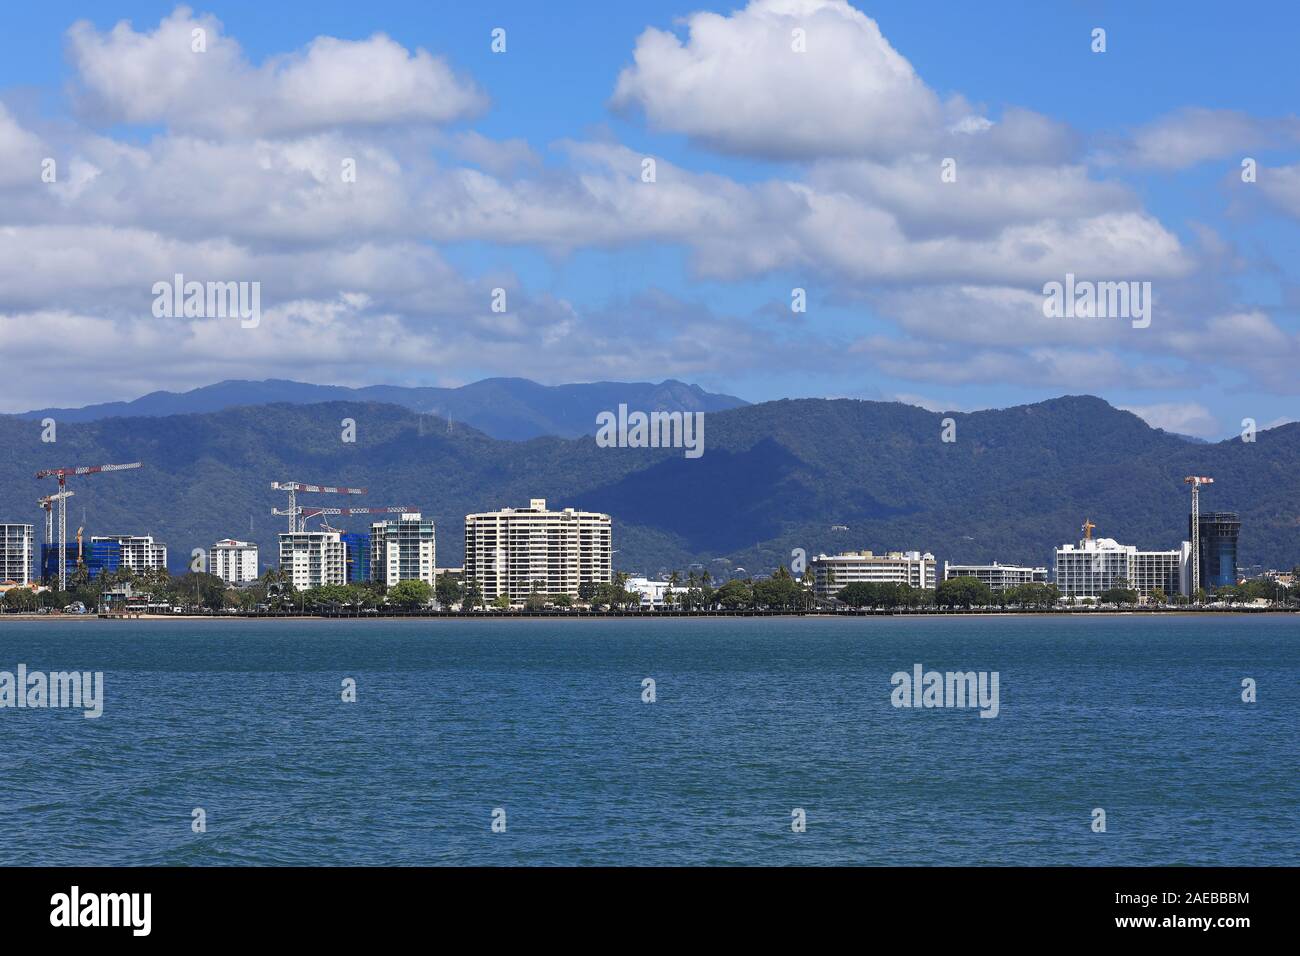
[209,539,259,584]
[624,577,680,609]
[943,562,1049,591]
[810,550,936,599]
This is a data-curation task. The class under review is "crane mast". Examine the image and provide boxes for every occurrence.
[37,491,74,547]
[1184,476,1214,603]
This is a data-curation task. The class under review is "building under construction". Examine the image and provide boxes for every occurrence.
[1191,512,1240,591]
[41,534,168,586]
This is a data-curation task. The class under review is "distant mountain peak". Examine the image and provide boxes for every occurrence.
[15,377,750,441]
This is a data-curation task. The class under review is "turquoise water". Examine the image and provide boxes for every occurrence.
[0,615,1294,865]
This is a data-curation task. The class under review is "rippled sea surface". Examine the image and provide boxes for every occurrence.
[0,615,1295,866]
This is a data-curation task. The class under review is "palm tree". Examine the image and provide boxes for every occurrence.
[685,570,699,610]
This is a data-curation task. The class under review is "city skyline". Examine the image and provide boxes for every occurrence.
[2,493,1253,598]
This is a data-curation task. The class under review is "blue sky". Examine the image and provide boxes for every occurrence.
[1,1,1297,437]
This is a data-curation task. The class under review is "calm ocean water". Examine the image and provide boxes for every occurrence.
[0,615,1294,866]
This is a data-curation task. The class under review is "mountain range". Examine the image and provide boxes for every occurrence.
[2,388,1295,578]
[17,378,748,441]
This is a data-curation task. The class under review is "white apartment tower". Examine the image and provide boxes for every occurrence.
[464,499,612,606]
[209,539,260,584]
[91,534,168,571]
[278,531,346,589]
[370,513,436,587]
[809,550,937,599]
[0,523,35,585]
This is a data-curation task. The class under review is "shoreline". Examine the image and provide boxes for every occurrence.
[1,608,1295,622]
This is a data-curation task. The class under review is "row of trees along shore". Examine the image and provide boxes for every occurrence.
[2,565,1294,614]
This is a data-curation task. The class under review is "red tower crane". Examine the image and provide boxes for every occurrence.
[295,507,415,525]
[271,481,367,532]
[35,462,142,591]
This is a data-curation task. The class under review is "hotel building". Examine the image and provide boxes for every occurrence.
[209,539,259,584]
[464,499,612,606]
[1054,528,1187,600]
[370,513,436,587]
[943,562,1049,591]
[810,550,937,599]
[0,523,35,585]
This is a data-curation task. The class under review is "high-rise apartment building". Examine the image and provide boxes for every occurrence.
[464,499,612,606]
[278,531,346,589]
[209,539,259,584]
[0,524,35,585]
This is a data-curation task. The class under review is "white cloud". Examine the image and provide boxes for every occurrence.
[67,8,486,137]
[807,158,1134,241]
[1103,108,1300,170]
[889,392,965,413]
[612,0,942,159]
[1257,162,1300,219]
[1120,402,1220,438]
[0,103,45,187]
[0,3,1288,420]
[856,335,1185,391]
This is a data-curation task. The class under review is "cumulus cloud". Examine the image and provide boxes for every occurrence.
[1103,108,1300,170]
[66,7,486,137]
[1159,310,1300,394]
[605,0,1190,288]
[1257,162,1300,219]
[611,0,943,159]
[0,3,1289,420]
[856,336,1186,391]
[807,159,1136,241]
[0,103,45,187]
[869,284,1141,349]
[1120,402,1220,438]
